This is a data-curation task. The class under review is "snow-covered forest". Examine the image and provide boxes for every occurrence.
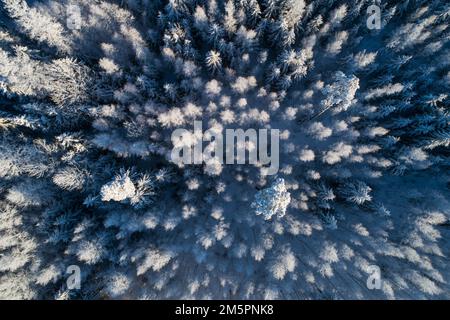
[0,0,449,299]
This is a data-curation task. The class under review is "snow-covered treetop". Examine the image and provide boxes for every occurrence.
[321,71,360,113]
[251,178,291,220]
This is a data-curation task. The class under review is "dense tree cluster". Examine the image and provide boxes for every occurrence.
[0,0,449,299]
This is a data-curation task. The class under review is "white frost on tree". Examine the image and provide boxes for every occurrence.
[251,178,291,220]
[2,0,71,53]
[339,181,372,205]
[205,50,222,71]
[100,171,136,202]
[105,272,131,298]
[321,71,360,114]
